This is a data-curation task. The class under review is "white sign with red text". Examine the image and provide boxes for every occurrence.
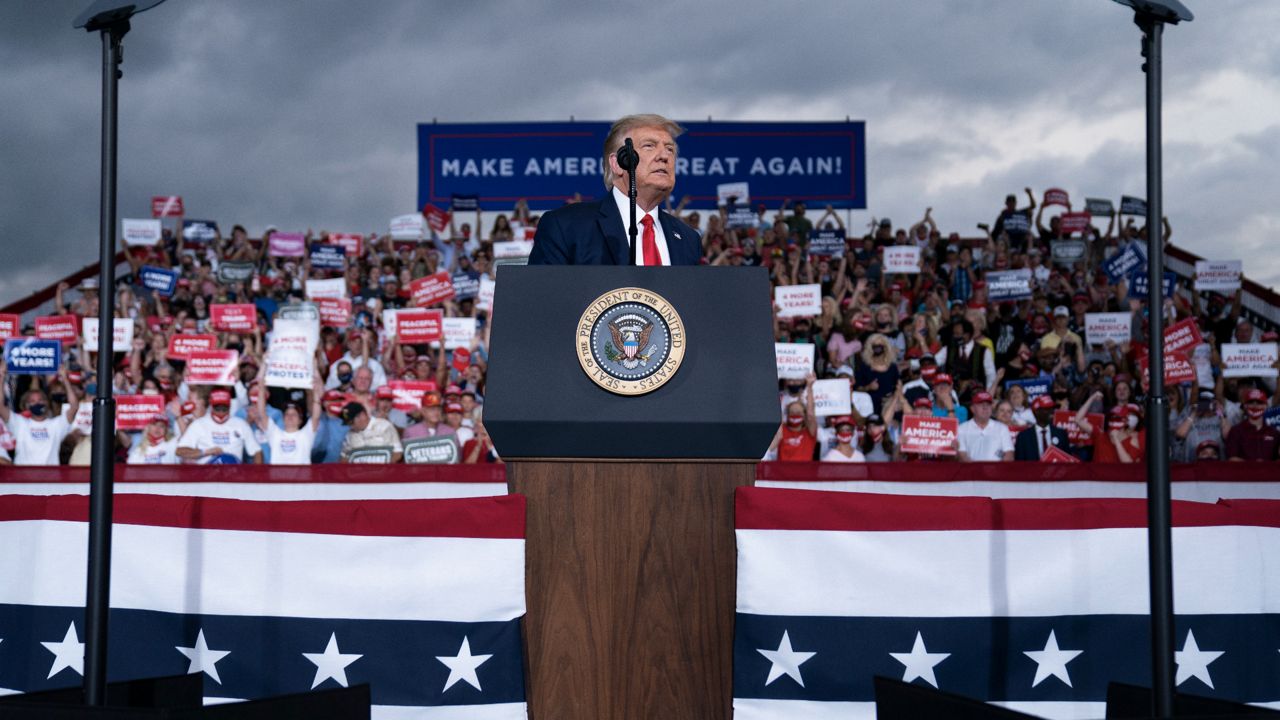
[1194,260,1242,292]
[774,284,822,318]
[774,343,815,380]
[1222,343,1279,379]
[389,214,425,241]
[122,218,162,247]
[82,318,134,353]
[883,245,921,275]
[442,318,478,350]
[305,278,347,300]
[185,350,238,385]
[811,378,852,417]
[477,276,496,312]
[1084,313,1131,346]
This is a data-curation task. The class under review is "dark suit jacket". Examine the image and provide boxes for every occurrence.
[1014,424,1070,461]
[528,197,702,266]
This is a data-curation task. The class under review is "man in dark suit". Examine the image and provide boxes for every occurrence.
[529,114,702,266]
[1014,394,1069,461]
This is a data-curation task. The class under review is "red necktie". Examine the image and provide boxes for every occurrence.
[640,215,660,266]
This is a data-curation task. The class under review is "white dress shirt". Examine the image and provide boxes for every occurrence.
[957,418,1014,461]
[611,186,670,266]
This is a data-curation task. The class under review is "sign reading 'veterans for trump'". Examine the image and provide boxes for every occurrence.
[419,121,867,210]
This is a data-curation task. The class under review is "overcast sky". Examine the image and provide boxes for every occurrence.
[3,1,1278,306]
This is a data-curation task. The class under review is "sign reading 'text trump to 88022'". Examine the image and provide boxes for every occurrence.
[418,121,866,211]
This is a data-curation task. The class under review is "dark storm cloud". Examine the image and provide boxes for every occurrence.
[2,0,1277,302]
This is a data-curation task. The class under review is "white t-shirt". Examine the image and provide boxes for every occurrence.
[822,446,866,463]
[177,414,261,463]
[9,413,72,466]
[267,422,316,465]
[958,418,1014,461]
[128,438,179,465]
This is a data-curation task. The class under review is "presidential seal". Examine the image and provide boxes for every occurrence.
[576,287,686,396]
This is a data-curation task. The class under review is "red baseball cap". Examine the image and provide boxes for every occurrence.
[971,390,993,404]
[209,389,232,406]
[376,386,395,400]
[921,366,939,383]
[830,415,855,428]
[1243,388,1268,404]
[913,396,933,409]
[933,373,953,386]
[421,392,442,408]
[150,413,169,424]
[445,401,464,414]
[322,390,346,403]
[1031,395,1056,410]
[445,384,463,397]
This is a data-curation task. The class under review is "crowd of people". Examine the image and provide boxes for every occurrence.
[1,187,1277,465]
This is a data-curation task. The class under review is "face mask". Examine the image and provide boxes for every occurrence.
[1246,405,1266,420]
[28,403,47,417]
[1128,415,1139,430]
[872,345,885,356]
[868,426,885,441]
[786,415,804,428]
[338,371,354,385]
[147,428,167,442]
[1108,420,1128,432]
[211,408,230,423]
[51,393,67,404]
[786,384,804,395]
[836,432,854,443]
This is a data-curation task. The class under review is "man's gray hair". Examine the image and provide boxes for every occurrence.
[601,114,685,189]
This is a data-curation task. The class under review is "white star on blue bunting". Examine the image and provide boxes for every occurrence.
[890,631,950,688]
[40,622,83,680]
[1024,630,1083,688]
[757,630,817,687]
[302,632,363,689]
[1175,629,1224,689]
[436,636,492,692]
[176,629,232,684]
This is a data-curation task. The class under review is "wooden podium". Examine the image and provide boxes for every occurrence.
[485,267,778,720]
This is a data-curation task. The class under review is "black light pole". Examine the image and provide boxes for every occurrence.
[72,0,166,705]
[1112,2,1193,717]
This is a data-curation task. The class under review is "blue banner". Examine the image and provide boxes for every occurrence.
[1004,376,1050,399]
[1127,269,1177,300]
[451,272,480,300]
[418,121,867,211]
[985,269,1033,301]
[182,219,219,243]
[309,245,345,271]
[5,338,61,375]
[808,229,846,257]
[139,265,178,296]
[1102,244,1147,283]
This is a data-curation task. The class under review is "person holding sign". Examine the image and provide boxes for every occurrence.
[768,373,818,461]
[0,364,80,466]
[528,114,701,266]
[820,416,865,463]
[254,368,323,465]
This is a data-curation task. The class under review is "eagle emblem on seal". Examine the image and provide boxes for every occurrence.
[605,314,657,370]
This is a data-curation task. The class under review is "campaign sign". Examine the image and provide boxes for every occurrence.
[986,269,1033,301]
[882,245,921,274]
[167,333,217,360]
[0,314,20,340]
[139,265,179,296]
[1265,406,1280,431]
[121,218,162,247]
[264,346,313,390]
[276,303,320,322]
[114,395,166,431]
[1194,260,1242,292]
[151,195,184,217]
[422,204,451,233]
[1084,313,1131,346]
[329,233,363,257]
[1120,195,1147,216]
[268,232,306,257]
[1050,239,1087,265]
[210,304,256,332]
[409,272,456,307]
[717,181,750,206]
[182,219,218,243]
[450,194,478,211]
[1002,212,1030,234]
[493,240,535,259]
[811,378,852,417]
[1163,317,1203,355]
[216,261,255,284]
[404,436,459,464]
[1043,188,1070,207]
[390,213,425,241]
[477,276,496,312]
[1041,446,1081,463]
[1059,211,1091,235]
[388,381,437,413]
[35,315,79,346]
[185,350,238,385]
[899,415,958,456]
[82,318,134,353]
[317,298,351,328]
[442,317,477,350]
[1139,350,1196,386]
[4,338,61,375]
[1053,409,1101,447]
[305,277,347,300]
[451,272,480,300]
[393,309,444,344]
[1128,269,1177,301]
[418,120,867,210]
[775,343,815,380]
[775,284,822,318]
[1085,198,1115,217]
[1102,244,1146,283]
[1005,376,1050,399]
[725,206,756,229]
[309,245,345,271]
[348,446,394,464]
[1221,343,1279,379]
[808,229,846,258]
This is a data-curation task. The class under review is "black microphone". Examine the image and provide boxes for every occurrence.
[616,137,639,172]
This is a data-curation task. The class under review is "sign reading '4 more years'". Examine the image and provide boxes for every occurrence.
[774,284,822,318]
